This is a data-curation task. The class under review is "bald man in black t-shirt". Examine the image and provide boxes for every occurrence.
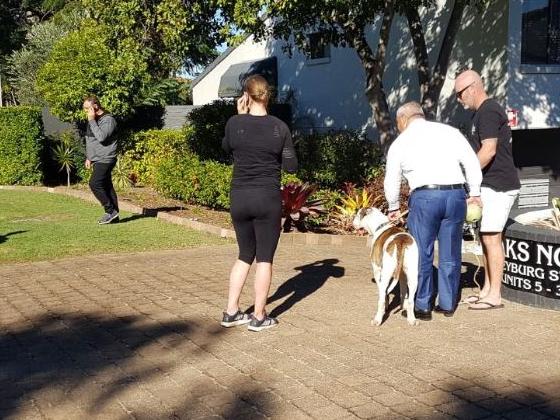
[454,69,520,311]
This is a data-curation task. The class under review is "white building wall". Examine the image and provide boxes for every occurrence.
[193,1,519,139]
[269,0,509,138]
[507,0,560,129]
[192,35,269,105]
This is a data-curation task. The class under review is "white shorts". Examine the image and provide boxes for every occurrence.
[480,187,519,233]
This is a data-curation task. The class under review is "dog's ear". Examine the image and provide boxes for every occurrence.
[365,207,374,214]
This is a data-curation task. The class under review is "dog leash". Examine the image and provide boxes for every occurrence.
[460,221,483,304]
[387,210,409,227]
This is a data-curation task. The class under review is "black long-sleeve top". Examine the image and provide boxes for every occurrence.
[222,114,298,190]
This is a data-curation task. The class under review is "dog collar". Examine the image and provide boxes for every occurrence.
[373,220,392,235]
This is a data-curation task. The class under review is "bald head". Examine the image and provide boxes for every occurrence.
[455,70,483,91]
[396,101,425,120]
[395,101,425,133]
[454,69,487,110]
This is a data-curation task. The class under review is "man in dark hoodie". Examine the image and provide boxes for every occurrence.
[83,96,119,224]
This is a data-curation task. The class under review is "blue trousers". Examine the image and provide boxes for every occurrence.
[407,189,466,311]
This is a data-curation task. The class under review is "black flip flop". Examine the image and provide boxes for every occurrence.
[468,301,504,310]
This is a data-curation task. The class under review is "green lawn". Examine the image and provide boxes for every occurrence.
[0,190,229,263]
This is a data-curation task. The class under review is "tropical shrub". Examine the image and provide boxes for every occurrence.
[363,173,410,214]
[50,131,78,188]
[0,107,43,185]
[281,182,325,232]
[295,130,384,189]
[332,183,384,232]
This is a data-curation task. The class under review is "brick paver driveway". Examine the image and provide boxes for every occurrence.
[1,243,559,419]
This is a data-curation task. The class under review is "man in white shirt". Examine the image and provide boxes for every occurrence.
[384,102,482,320]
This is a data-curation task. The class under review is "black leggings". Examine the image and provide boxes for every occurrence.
[230,188,282,264]
[89,161,119,214]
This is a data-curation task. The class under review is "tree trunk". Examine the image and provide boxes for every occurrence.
[351,0,397,154]
[405,7,431,102]
[422,0,468,119]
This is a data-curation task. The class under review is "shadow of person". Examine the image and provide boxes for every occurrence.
[116,214,148,224]
[0,230,27,244]
[260,258,345,318]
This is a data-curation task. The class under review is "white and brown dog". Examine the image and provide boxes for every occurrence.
[353,208,419,326]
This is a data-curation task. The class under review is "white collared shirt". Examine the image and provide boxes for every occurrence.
[384,119,482,211]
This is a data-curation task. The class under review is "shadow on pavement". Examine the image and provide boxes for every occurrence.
[435,377,560,418]
[0,312,219,418]
[266,258,345,318]
[244,259,345,318]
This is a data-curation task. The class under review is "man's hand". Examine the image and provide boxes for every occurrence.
[388,209,401,221]
[236,93,249,114]
[85,159,91,169]
[86,106,96,121]
[467,195,482,207]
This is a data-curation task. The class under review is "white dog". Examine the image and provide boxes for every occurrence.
[353,208,419,326]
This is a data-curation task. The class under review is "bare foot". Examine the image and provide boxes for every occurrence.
[462,294,480,304]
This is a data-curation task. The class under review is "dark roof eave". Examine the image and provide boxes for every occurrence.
[191,34,251,89]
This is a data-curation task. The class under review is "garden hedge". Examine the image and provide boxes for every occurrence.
[295,130,384,189]
[0,106,44,185]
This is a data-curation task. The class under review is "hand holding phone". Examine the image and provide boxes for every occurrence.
[236,92,249,114]
[86,106,96,121]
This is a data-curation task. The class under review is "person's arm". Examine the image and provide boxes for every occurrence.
[281,127,298,173]
[88,115,116,145]
[476,109,501,169]
[478,139,497,169]
[222,119,232,154]
[456,130,483,199]
[384,142,402,218]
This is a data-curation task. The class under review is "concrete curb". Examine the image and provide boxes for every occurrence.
[1,185,367,246]
[156,212,236,239]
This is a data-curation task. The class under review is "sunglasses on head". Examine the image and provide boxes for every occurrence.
[456,83,473,99]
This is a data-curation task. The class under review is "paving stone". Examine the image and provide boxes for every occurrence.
[452,385,496,402]
[436,400,492,420]
[0,244,559,419]
[475,397,523,413]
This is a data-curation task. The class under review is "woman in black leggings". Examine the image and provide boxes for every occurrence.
[220,75,298,332]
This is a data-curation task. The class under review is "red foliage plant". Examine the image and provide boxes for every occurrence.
[281,182,325,232]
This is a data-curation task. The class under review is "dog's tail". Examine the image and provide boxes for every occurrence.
[387,234,414,292]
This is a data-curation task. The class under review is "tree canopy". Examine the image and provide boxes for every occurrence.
[7,0,231,118]
[82,0,231,77]
[36,23,150,121]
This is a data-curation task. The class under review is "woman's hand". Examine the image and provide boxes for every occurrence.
[236,92,249,114]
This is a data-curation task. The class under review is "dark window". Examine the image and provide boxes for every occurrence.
[521,0,560,64]
[308,32,330,60]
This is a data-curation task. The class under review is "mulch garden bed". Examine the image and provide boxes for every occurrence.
[109,186,355,235]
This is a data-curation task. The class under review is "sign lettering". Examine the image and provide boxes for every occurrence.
[503,237,560,299]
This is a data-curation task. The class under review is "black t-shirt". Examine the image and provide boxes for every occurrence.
[222,114,298,190]
[470,99,520,191]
